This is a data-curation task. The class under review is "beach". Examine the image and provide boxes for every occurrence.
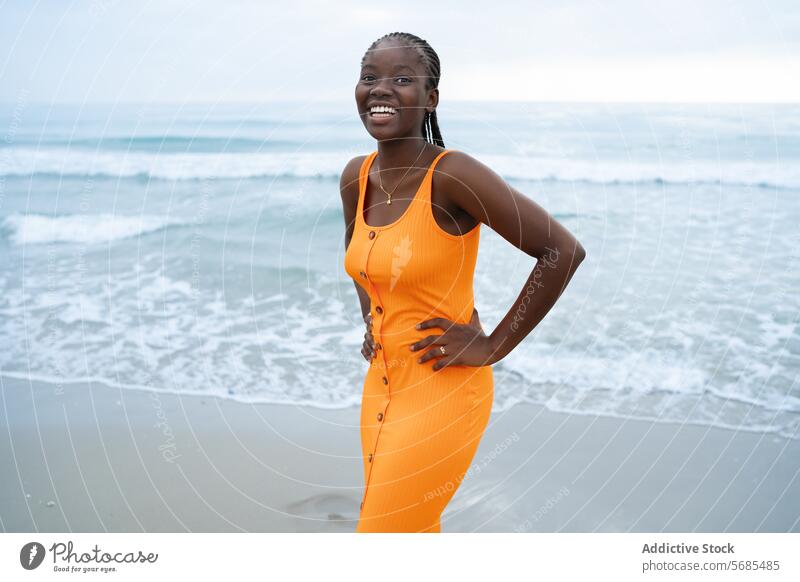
[3,375,798,533]
[1,101,799,533]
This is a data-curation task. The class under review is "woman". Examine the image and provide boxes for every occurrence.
[342,32,586,533]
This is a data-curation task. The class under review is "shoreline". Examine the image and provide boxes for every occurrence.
[2,376,798,532]
[4,371,794,442]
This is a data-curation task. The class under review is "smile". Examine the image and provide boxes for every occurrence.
[369,105,397,118]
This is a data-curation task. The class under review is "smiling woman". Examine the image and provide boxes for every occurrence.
[341,32,586,533]
[356,36,445,148]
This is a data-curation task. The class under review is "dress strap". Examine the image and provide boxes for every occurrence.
[356,151,379,226]
[417,149,455,202]
[357,149,454,226]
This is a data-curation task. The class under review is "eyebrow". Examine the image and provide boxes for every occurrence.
[361,64,416,73]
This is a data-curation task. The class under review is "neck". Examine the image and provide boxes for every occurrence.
[375,137,433,178]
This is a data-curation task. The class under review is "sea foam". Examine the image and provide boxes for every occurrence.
[2,213,187,245]
[1,147,798,188]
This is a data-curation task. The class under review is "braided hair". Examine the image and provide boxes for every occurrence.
[361,32,445,148]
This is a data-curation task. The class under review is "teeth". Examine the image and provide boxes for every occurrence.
[370,106,396,114]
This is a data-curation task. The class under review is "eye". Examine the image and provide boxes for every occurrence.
[360,74,376,83]
[396,76,412,84]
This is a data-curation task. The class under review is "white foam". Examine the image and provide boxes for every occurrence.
[0,148,348,181]
[1,147,798,188]
[2,213,187,245]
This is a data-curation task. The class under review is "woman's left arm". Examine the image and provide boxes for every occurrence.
[413,151,587,368]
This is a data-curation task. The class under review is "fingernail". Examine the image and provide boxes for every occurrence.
[409,345,415,351]
[415,323,421,329]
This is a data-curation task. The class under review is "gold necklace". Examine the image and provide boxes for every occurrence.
[376,142,427,205]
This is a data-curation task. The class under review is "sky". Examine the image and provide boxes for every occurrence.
[1,0,799,104]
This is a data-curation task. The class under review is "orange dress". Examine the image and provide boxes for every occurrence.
[344,149,494,533]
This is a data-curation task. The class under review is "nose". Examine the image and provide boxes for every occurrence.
[370,76,393,96]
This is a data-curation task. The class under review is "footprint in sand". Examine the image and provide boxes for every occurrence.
[286,493,360,532]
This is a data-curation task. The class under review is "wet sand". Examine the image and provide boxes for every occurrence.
[2,376,798,532]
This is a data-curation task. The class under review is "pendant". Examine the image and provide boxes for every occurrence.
[387,199,392,205]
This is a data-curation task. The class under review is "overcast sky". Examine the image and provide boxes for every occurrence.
[1,0,798,104]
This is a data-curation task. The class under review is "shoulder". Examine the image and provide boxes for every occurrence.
[435,149,499,193]
[439,148,486,169]
[433,149,510,223]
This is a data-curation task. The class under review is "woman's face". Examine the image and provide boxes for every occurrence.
[355,41,436,141]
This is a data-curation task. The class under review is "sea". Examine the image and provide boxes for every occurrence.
[1,100,798,440]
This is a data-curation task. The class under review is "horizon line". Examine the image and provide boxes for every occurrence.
[2,98,798,106]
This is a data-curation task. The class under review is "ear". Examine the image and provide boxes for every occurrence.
[427,87,439,111]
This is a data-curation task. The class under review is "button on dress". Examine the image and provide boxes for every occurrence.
[344,149,494,533]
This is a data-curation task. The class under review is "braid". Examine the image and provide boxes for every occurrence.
[361,32,445,148]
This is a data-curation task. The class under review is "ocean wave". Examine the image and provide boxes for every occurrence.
[1,148,798,188]
[1,263,798,440]
[7,135,299,152]
[1,212,188,245]
[0,148,346,181]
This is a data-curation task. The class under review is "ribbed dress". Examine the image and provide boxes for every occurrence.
[344,149,494,533]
